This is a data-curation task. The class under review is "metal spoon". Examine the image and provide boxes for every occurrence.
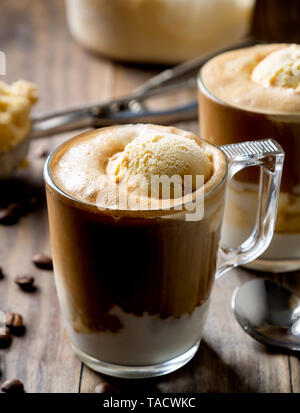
[232,279,300,351]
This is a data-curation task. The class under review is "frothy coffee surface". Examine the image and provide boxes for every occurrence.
[50,124,225,212]
[202,43,300,114]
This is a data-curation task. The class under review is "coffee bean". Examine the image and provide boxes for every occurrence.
[5,312,23,328]
[15,275,35,292]
[32,254,53,270]
[35,146,49,159]
[5,312,24,336]
[0,203,23,226]
[94,382,119,393]
[0,327,12,349]
[0,267,4,279]
[0,379,24,393]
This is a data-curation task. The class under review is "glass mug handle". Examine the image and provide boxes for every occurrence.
[215,139,284,279]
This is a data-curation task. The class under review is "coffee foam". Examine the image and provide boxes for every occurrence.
[201,43,300,114]
[50,124,226,216]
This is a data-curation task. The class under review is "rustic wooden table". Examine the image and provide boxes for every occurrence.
[0,0,299,393]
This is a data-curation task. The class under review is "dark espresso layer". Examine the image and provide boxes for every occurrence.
[46,188,223,331]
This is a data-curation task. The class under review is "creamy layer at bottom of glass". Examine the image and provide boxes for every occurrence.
[63,300,210,367]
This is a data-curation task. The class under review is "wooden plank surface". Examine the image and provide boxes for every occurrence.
[0,0,299,393]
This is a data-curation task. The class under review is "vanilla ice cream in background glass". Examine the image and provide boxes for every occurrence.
[65,0,255,64]
[44,124,283,378]
[199,43,300,272]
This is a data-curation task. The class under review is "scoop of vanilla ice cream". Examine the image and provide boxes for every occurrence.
[251,44,300,91]
[106,132,212,197]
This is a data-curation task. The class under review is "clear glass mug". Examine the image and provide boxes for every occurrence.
[44,131,283,379]
[199,70,300,273]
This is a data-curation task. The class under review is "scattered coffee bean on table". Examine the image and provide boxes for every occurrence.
[0,379,24,393]
[5,312,24,335]
[94,382,119,393]
[0,327,12,349]
[35,146,49,158]
[0,203,23,226]
[32,254,53,270]
[15,275,35,292]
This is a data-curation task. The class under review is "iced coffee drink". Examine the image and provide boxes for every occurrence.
[199,44,300,272]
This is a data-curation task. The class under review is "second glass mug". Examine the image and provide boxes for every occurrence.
[44,129,283,379]
[198,65,300,273]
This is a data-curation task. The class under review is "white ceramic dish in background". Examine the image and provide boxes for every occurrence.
[65,0,255,64]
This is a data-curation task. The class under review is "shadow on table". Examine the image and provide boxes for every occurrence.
[0,175,45,211]
[96,340,255,393]
[253,339,300,359]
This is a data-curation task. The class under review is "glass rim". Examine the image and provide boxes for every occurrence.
[43,130,228,216]
[197,63,300,120]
